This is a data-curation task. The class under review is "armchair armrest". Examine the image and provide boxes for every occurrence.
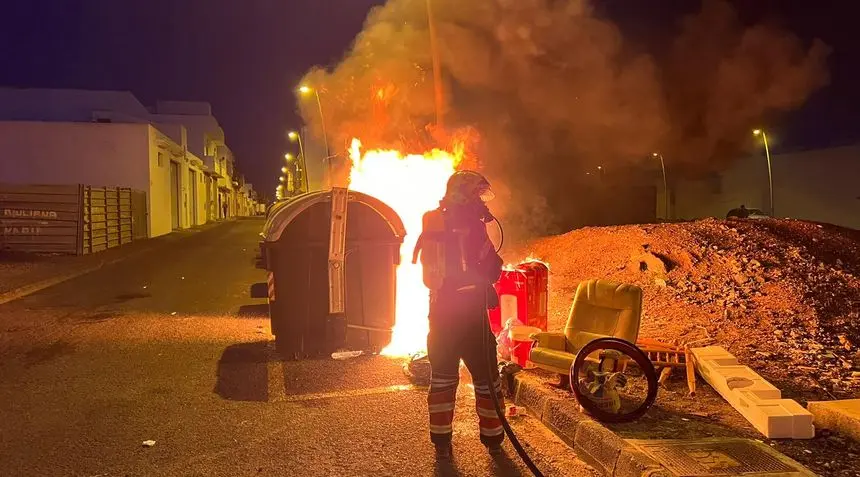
[530,332,567,351]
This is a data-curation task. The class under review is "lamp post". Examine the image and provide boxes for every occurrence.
[426,0,444,128]
[753,129,774,216]
[298,86,330,159]
[288,130,309,193]
[298,86,332,187]
[284,153,302,195]
[652,153,669,220]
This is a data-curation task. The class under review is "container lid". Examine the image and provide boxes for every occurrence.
[262,188,406,243]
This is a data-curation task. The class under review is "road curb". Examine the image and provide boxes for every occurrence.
[0,265,102,306]
[0,221,239,306]
[512,373,672,477]
[0,247,151,306]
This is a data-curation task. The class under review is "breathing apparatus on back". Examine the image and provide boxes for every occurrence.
[411,171,498,290]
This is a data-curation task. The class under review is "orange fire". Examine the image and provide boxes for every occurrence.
[348,139,464,356]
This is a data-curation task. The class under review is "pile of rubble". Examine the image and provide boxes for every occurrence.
[512,218,860,401]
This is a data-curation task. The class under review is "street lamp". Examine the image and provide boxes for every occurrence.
[753,129,774,216]
[652,153,669,220]
[281,166,288,174]
[288,130,309,194]
[297,85,330,160]
[284,153,294,162]
[288,131,305,158]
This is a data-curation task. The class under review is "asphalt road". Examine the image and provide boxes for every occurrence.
[0,219,596,476]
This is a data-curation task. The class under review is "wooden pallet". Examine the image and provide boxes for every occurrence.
[635,338,697,396]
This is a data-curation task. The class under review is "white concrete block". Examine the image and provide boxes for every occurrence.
[691,346,815,439]
[808,399,860,443]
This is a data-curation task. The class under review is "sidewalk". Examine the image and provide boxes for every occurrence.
[511,372,824,477]
[0,221,233,305]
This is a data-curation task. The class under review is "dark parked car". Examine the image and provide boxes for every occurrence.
[726,206,769,219]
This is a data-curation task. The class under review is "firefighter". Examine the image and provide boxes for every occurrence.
[414,170,505,459]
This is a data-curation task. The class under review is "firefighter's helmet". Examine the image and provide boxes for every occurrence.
[443,171,495,206]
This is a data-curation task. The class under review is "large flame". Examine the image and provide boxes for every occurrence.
[348,139,463,356]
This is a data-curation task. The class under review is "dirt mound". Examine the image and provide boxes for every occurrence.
[509,218,860,401]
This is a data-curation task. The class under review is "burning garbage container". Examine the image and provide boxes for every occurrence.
[259,188,405,359]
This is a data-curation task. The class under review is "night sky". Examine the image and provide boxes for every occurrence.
[1,0,856,196]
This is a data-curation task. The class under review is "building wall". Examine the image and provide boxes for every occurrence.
[0,121,150,191]
[0,91,251,232]
[147,126,178,238]
[671,145,860,230]
[189,163,209,227]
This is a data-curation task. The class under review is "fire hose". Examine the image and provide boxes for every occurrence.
[482,291,544,476]
[481,217,545,477]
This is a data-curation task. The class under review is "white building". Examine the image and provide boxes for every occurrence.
[150,101,241,223]
[0,87,258,238]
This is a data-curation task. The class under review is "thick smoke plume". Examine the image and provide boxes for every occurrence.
[299,0,829,235]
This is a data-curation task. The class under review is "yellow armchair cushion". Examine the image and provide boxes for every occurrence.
[529,347,575,375]
[530,331,567,351]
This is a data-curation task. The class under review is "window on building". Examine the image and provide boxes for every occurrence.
[157,152,165,167]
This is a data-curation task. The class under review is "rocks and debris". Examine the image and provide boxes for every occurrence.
[510,218,860,401]
[142,440,156,448]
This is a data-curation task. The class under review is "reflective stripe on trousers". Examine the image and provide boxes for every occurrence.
[428,372,458,438]
[474,380,505,438]
[427,373,505,444]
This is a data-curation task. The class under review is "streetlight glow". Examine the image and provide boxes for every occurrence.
[298,85,312,95]
[279,176,286,183]
[281,166,288,173]
[288,131,298,141]
[753,129,762,136]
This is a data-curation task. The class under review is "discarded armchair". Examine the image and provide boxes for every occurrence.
[529,279,643,378]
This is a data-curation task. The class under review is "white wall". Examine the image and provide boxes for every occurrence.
[189,164,208,226]
[146,126,176,238]
[0,121,150,191]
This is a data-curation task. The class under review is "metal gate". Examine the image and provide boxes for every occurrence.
[0,184,83,254]
[1,183,146,255]
[82,186,134,254]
